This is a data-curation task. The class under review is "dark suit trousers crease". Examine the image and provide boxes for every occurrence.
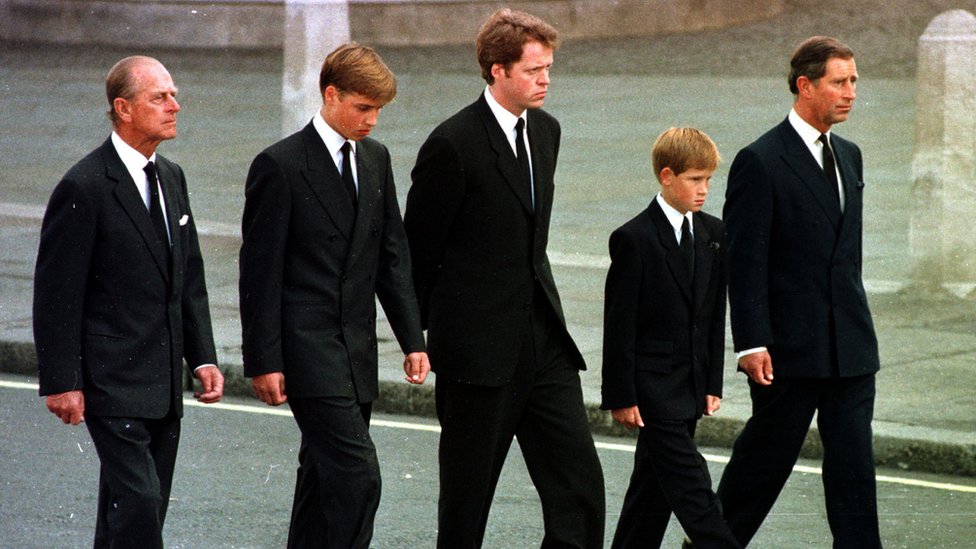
[286,398,378,549]
[85,413,181,549]
[611,419,741,549]
[435,289,605,549]
[716,374,880,548]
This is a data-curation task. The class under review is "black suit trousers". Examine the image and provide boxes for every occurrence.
[85,413,181,549]
[285,397,379,549]
[434,289,605,549]
[717,374,880,548]
[611,419,741,549]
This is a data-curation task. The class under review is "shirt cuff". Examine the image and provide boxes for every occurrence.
[735,347,767,359]
[193,363,218,373]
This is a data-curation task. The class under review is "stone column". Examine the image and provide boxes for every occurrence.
[909,9,976,294]
[281,0,351,136]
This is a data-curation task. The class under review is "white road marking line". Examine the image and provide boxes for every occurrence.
[5,380,974,494]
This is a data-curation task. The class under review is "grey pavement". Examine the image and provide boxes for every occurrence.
[1,42,974,478]
[5,378,974,548]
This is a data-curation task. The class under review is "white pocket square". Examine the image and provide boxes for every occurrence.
[179,215,189,226]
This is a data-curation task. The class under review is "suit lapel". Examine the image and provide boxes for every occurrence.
[346,140,377,261]
[156,158,184,284]
[832,136,861,241]
[298,123,355,240]
[647,201,692,305]
[103,141,171,282]
[777,121,842,231]
[477,96,534,215]
[692,213,715,314]
[527,108,555,223]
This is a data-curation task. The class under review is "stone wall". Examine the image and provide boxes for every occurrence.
[0,0,784,48]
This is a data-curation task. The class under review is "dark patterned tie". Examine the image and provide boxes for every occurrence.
[341,141,358,211]
[143,161,171,274]
[515,118,533,211]
[143,161,169,246]
[818,133,840,206]
[680,216,694,277]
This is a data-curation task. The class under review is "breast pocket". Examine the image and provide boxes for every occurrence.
[635,339,673,374]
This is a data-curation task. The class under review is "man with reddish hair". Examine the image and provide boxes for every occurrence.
[406,9,605,548]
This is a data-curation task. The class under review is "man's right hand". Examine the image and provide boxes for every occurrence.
[46,390,85,425]
[252,372,287,406]
[738,350,774,386]
[611,406,644,429]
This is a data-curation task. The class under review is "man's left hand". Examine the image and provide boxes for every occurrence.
[403,352,431,384]
[193,365,224,403]
[704,394,721,416]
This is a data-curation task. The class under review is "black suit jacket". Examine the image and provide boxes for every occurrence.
[34,137,217,418]
[239,122,425,402]
[404,94,583,386]
[601,201,727,420]
[723,118,879,378]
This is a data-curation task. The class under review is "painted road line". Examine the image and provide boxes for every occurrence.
[7,379,973,494]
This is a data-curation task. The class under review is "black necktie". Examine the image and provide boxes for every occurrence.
[818,134,840,206]
[341,141,358,211]
[143,161,169,247]
[680,216,694,277]
[515,118,533,211]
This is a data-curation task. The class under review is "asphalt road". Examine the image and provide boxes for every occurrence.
[1,374,974,548]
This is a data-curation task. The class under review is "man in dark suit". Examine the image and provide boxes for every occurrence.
[239,43,429,549]
[717,36,882,548]
[404,9,604,548]
[602,128,740,549]
[34,56,223,549]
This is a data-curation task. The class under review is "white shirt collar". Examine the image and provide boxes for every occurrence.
[788,108,828,148]
[111,131,156,173]
[111,132,162,210]
[313,112,354,169]
[484,86,526,142]
[655,193,692,242]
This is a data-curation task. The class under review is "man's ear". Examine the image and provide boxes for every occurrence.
[796,75,814,98]
[113,97,130,123]
[490,63,507,82]
[323,85,340,106]
[659,167,674,187]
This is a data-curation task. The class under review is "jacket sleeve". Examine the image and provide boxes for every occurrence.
[374,148,426,355]
[239,152,290,377]
[600,228,642,410]
[723,146,775,352]
[176,166,218,369]
[404,133,466,328]
[706,221,728,397]
[33,178,96,396]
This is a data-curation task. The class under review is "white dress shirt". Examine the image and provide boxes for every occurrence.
[788,108,845,212]
[655,193,693,246]
[484,86,535,208]
[111,132,169,242]
[313,112,358,192]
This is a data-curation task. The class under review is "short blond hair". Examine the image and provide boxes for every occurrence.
[652,127,720,180]
[319,42,396,103]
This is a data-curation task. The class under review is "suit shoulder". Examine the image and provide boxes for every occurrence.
[527,108,559,131]
[57,146,112,190]
[697,210,724,229]
[259,130,304,159]
[610,210,653,245]
[429,102,482,138]
[358,136,390,159]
